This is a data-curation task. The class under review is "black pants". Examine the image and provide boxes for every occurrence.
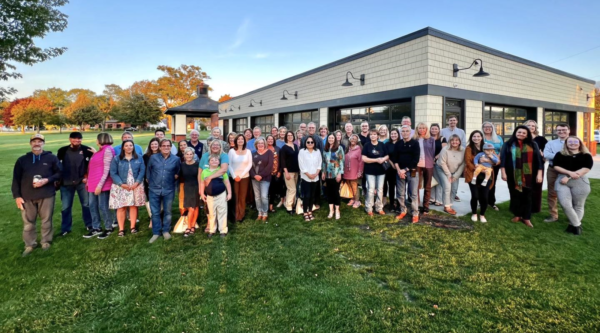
[384,168,397,209]
[487,165,501,206]
[325,178,341,206]
[508,184,534,220]
[469,176,492,216]
[301,180,318,213]
[269,175,281,205]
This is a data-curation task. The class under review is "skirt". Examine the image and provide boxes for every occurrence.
[109,167,146,209]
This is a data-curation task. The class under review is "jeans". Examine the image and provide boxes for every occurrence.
[437,170,460,207]
[60,183,92,232]
[396,172,419,215]
[252,179,270,215]
[365,174,385,213]
[89,191,112,230]
[431,164,444,203]
[149,191,175,235]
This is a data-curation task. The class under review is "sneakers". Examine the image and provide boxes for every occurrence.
[98,229,112,239]
[149,235,160,243]
[412,215,419,224]
[395,212,407,220]
[42,243,51,251]
[572,226,582,235]
[163,232,172,240]
[112,222,118,228]
[83,229,102,238]
[471,179,477,185]
[481,179,488,186]
[471,214,478,222]
[479,216,487,223]
[544,216,558,223]
[454,196,461,202]
[59,230,71,237]
[22,246,35,257]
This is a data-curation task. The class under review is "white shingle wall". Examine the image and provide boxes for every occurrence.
[465,100,483,137]
[220,37,430,118]
[537,107,544,132]
[426,36,596,107]
[415,95,443,125]
[319,108,328,127]
[274,113,279,128]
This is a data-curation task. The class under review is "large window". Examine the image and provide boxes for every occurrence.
[544,111,570,141]
[251,115,274,135]
[233,118,248,133]
[483,105,531,141]
[281,110,319,133]
[331,100,411,133]
[444,99,464,130]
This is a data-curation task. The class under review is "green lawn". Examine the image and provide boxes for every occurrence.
[1,132,599,332]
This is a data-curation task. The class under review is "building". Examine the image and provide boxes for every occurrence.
[166,84,219,142]
[218,27,596,149]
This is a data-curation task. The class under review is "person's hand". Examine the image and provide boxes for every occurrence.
[121,184,130,191]
[94,187,101,195]
[15,197,24,210]
[570,171,580,179]
[336,174,341,183]
[501,172,507,182]
[285,172,291,181]
[131,182,139,190]
[357,172,362,179]
[204,178,212,187]
[255,175,262,181]
[88,147,97,154]
[277,172,281,178]
[201,194,207,201]
[235,176,241,182]
[560,177,569,185]
[174,174,179,180]
[82,178,87,184]
[536,174,543,184]
[226,192,232,201]
[448,176,453,183]
[378,158,384,164]
[321,173,325,181]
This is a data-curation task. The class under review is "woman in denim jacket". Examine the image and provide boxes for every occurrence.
[109,140,146,236]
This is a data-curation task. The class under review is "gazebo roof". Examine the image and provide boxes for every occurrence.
[164,84,219,117]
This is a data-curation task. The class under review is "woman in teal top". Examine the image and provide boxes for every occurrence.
[322,134,345,220]
[482,121,503,210]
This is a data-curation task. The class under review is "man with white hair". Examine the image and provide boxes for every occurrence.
[401,117,415,137]
[276,126,287,148]
[300,122,324,152]
[341,122,355,149]
[247,127,262,153]
[187,129,205,160]
[299,123,307,134]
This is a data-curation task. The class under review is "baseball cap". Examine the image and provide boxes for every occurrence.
[30,134,45,142]
[482,143,495,150]
[69,132,83,139]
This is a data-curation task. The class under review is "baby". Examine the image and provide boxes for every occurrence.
[471,143,499,186]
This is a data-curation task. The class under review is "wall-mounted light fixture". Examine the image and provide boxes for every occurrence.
[249,99,262,107]
[453,59,489,77]
[281,90,298,100]
[587,94,599,101]
[229,105,240,112]
[341,71,365,86]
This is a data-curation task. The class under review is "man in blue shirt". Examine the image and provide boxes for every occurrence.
[187,129,204,160]
[147,139,181,243]
[543,123,570,222]
[247,127,262,153]
[114,131,143,156]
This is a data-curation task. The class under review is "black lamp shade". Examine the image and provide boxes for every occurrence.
[342,79,353,87]
[280,95,288,100]
[473,66,489,77]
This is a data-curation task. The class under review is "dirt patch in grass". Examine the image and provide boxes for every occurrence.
[394,213,474,231]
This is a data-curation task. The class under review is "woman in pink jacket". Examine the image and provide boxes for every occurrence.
[84,133,115,239]
[343,134,364,208]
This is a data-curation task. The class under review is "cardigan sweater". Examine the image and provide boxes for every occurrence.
[437,147,466,178]
[250,149,274,182]
[87,145,115,192]
[343,145,364,180]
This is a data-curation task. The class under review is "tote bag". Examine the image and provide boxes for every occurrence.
[339,180,354,199]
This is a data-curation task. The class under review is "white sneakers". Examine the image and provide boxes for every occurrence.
[471,214,478,221]
[471,214,488,223]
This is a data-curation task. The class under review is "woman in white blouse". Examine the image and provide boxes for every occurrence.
[298,137,322,221]
[228,134,253,222]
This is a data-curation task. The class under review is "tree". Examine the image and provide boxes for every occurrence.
[0,0,69,98]
[65,93,103,130]
[67,88,96,102]
[33,87,71,110]
[9,97,54,132]
[218,94,232,103]
[103,84,126,102]
[46,113,68,133]
[112,93,162,130]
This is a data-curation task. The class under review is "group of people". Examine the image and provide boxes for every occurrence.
[12,118,594,256]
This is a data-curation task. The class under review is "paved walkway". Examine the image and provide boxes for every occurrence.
[427,157,600,217]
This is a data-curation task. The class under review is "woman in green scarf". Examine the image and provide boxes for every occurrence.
[500,126,544,228]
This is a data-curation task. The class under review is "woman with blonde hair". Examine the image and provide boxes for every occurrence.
[250,137,274,221]
[178,147,200,236]
[430,123,447,206]
[553,136,593,235]
[378,125,390,143]
[412,122,436,215]
[294,130,304,147]
[524,119,548,213]
[482,121,503,211]
[226,132,237,151]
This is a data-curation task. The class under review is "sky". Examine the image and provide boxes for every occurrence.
[7,0,600,101]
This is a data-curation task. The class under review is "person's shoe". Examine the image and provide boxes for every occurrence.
[396,212,407,220]
[479,216,487,223]
[565,225,575,233]
[444,207,457,215]
[112,222,118,228]
[572,226,582,235]
[42,243,51,251]
[544,216,558,223]
[490,205,499,211]
[511,216,521,223]
[86,226,92,231]
[277,201,284,208]
[207,233,214,239]
[348,200,355,206]
[105,228,114,235]
[59,230,71,237]
[22,246,35,257]
[220,233,227,238]
[412,215,419,224]
[454,196,461,202]
[367,212,374,217]
[83,229,102,238]
[328,211,334,219]
[522,220,533,228]
[470,179,477,185]
[97,231,110,239]
[481,179,488,186]
[149,235,160,243]
[378,210,386,215]
[163,232,172,240]
[353,202,362,209]
[471,214,478,222]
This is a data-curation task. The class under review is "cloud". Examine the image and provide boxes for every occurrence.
[253,53,270,59]
[229,18,251,50]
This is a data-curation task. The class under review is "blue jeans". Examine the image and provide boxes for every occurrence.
[396,172,419,215]
[251,179,270,215]
[365,174,385,213]
[60,183,92,232]
[431,164,444,203]
[436,167,460,207]
[149,191,175,235]
[89,191,112,230]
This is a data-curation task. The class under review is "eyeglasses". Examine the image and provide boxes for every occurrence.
[306,141,314,144]
[567,140,580,144]
[556,129,568,132]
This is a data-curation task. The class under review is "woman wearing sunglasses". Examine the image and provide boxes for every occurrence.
[298,137,322,221]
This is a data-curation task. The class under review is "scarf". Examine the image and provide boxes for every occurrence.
[511,140,533,192]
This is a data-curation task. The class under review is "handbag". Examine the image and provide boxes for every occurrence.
[295,197,319,214]
[339,180,354,199]
[382,161,391,171]
[173,213,200,233]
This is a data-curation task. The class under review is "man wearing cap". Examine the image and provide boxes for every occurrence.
[56,132,94,236]
[12,134,61,256]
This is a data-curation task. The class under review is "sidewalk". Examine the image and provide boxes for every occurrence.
[427,159,600,217]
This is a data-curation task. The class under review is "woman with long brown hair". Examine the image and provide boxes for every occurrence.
[322,133,345,219]
[523,119,547,213]
[227,134,252,222]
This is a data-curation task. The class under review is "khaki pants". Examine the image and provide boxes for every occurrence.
[207,192,228,234]
[283,172,298,211]
[22,196,55,248]
[473,164,493,179]
[547,167,559,219]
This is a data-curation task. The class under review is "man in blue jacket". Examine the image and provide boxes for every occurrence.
[56,132,94,236]
[12,134,61,256]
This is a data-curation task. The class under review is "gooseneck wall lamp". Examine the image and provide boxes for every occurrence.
[229,105,240,112]
[341,71,365,86]
[453,59,489,78]
[249,99,262,107]
[587,94,600,101]
[280,90,298,100]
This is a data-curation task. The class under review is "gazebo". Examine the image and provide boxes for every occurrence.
[165,84,219,142]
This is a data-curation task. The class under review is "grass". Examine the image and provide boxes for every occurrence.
[1,132,599,332]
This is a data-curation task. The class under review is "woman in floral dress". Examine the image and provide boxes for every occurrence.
[322,133,345,220]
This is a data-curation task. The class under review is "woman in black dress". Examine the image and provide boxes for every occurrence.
[179,147,200,237]
[524,120,548,213]
[383,128,400,212]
